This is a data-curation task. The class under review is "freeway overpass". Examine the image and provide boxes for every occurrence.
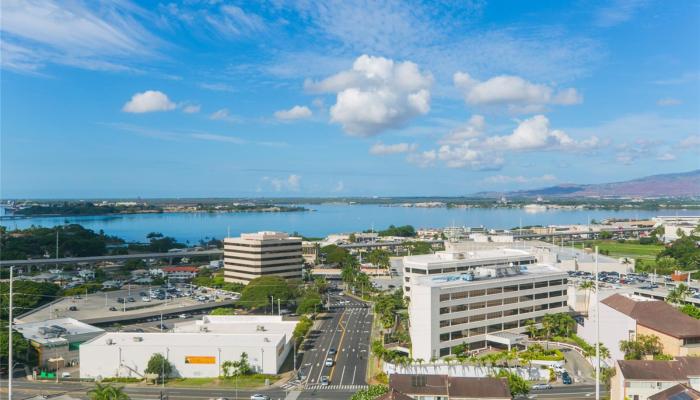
[0,248,223,267]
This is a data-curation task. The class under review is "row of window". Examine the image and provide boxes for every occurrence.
[406,258,536,275]
[439,291,566,314]
[438,280,566,302]
[223,267,303,278]
[224,255,303,262]
[224,260,302,269]
[439,316,547,344]
[224,241,302,248]
[439,301,566,327]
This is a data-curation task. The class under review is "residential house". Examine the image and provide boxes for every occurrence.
[610,357,700,400]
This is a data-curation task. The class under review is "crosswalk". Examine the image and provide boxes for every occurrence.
[306,384,368,390]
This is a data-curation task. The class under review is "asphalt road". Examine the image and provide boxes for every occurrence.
[521,384,597,399]
[300,294,372,391]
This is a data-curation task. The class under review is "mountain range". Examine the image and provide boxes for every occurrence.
[484,170,700,198]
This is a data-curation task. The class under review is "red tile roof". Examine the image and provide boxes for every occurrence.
[602,294,700,339]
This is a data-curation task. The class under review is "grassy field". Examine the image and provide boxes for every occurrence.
[166,374,278,388]
[581,240,664,261]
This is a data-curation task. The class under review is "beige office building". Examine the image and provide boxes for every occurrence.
[223,231,303,283]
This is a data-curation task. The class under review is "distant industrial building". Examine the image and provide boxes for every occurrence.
[80,315,297,378]
[223,231,303,284]
[406,249,568,360]
[13,318,104,369]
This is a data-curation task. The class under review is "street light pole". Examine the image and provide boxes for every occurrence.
[9,265,14,400]
[595,246,600,400]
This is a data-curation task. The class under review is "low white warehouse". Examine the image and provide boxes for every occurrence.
[79,315,297,379]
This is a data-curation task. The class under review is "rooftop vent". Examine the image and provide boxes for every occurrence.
[133,337,143,342]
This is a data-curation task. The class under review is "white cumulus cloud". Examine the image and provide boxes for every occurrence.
[483,174,557,184]
[122,90,176,113]
[182,104,201,114]
[274,105,312,120]
[484,115,600,151]
[264,175,301,192]
[369,142,417,155]
[453,72,582,113]
[305,54,433,136]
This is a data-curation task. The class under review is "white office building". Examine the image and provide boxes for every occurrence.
[402,248,538,298]
[79,315,297,379]
[406,250,568,361]
[223,231,303,284]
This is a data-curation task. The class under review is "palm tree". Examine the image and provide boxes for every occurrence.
[667,283,691,305]
[525,319,539,339]
[578,280,595,315]
[88,383,130,400]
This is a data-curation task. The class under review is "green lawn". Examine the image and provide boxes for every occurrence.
[166,374,278,388]
[582,240,664,261]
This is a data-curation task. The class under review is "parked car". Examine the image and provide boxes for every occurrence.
[109,306,118,311]
[68,306,78,311]
[562,372,572,384]
[127,297,135,302]
[178,314,188,319]
[142,296,151,302]
[61,372,71,378]
[325,358,334,367]
[532,383,552,390]
[320,376,330,386]
[116,297,125,303]
[250,395,270,400]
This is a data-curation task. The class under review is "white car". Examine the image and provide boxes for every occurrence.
[250,395,270,400]
[142,296,151,302]
[325,358,334,367]
[532,383,552,390]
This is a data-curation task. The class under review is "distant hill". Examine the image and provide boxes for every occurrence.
[490,170,700,198]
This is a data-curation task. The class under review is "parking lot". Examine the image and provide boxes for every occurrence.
[16,284,240,325]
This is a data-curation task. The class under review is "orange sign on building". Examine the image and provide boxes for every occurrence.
[185,356,216,364]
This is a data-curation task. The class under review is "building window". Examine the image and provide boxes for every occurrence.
[452,317,468,326]
[440,320,450,328]
[487,299,502,307]
[440,294,451,302]
[519,294,534,302]
[487,311,502,320]
[487,323,503,333]
[451,331,463,340]
[504,285,518,293]
[452,291,469,300]
[487,287,502,295]
[451,304,468,313]
[440,333,450,342]
[470,289,486,297]
[549,290,563,298]
[535,303,548,311]
[535,281,548,288]
[519,283,533,290]
[535,292,548,300]
[503,321,518,330]
[469,327,485,336]
[470,301,486,310]
[504,297,518,305]
[549,279,563,286]
[549,302,562,309]
[503,309,518,317]
[470,314,485,322]
[440,347,450,357]
[519,306,534,314]
[440,307,449,315]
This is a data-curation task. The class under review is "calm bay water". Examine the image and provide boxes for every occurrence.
[0,205,690,243]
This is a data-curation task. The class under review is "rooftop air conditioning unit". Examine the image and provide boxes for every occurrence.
[106,338,114,345]
[133,337,143,342]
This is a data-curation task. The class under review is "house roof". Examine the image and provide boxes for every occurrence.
[648,383,700,400]
[602,294,700,339]
[388,374,511,399]
[618,357,700,381]
[161,266,198,273]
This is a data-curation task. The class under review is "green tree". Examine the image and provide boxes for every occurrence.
[578,280,595,315]
[144,353,172,382]
[368,249,390,270]
[667,283,691,305]
[349,385,389,400]
[210,307,237,315]
[239,276,295,309]
[292,316,313,340]
[87,383,130,400]
[619,334,665,360]
[495,370,530,397]
[296,292,322,314]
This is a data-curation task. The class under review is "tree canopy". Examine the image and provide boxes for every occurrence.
[144,353,172,380]
[1,224,123,260]
[239,276,296,309]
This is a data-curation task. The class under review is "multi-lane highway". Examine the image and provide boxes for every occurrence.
[300,294,372,391]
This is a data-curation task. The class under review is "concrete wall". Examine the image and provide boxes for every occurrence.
[577,302,635,363]
[80,335,289,378]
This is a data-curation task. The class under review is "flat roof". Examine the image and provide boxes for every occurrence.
[14,318,104,345]
[413,264,565,288]
[83,316,297,348]
[403,248,533,265]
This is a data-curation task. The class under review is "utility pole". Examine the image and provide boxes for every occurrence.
[278,298,281,316]
[9,265,14,400]
[595,246,600,400]
[271,296,274,315]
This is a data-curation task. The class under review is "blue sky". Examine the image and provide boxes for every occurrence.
[1,0,699,198]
